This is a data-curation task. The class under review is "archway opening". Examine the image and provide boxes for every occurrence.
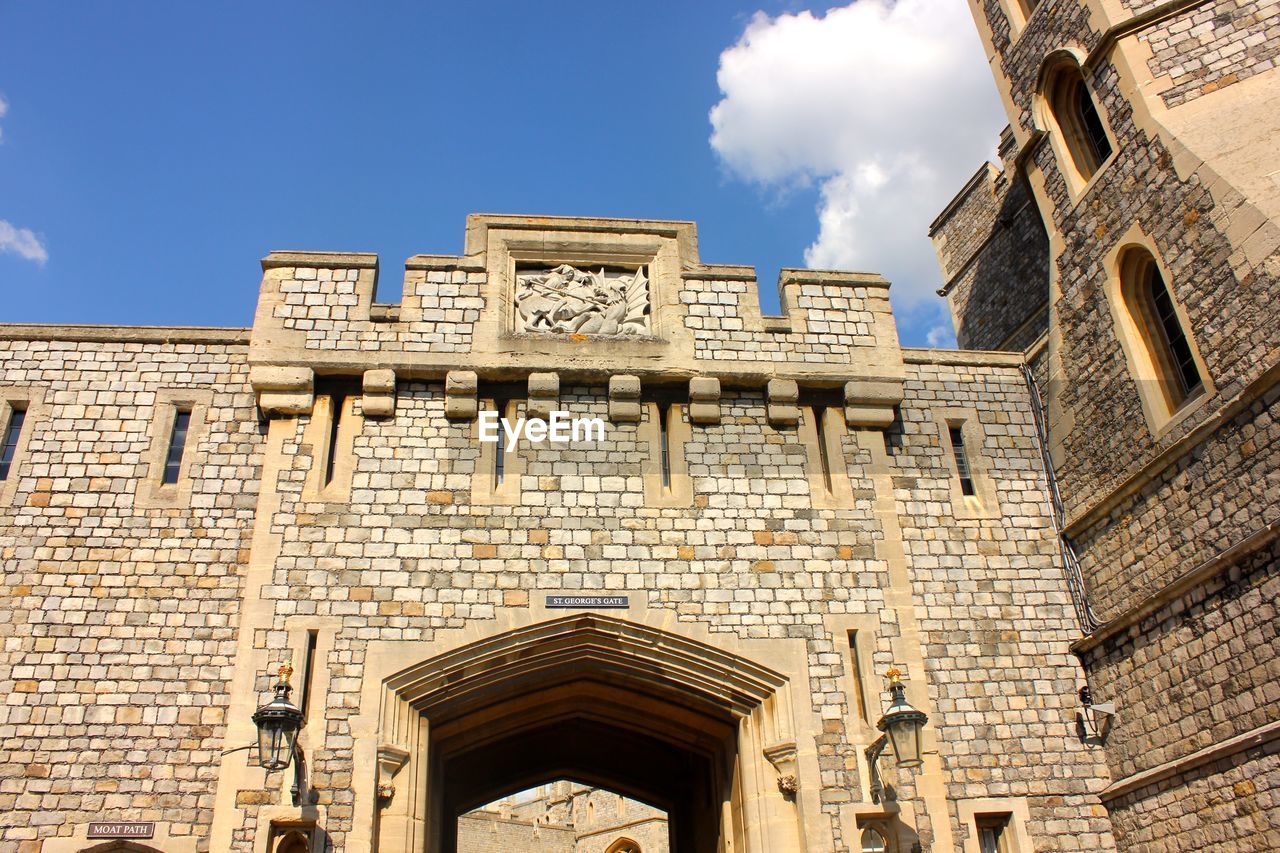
[458,781,667,853]
[376,615,795,853]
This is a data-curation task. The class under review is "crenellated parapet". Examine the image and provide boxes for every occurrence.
[249,214,905,424]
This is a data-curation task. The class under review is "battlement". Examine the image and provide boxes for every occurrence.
[249,214,905,423]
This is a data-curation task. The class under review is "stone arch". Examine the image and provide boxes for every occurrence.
[605,837,643,853]
[79,844,166,853]
[370,613,805,853]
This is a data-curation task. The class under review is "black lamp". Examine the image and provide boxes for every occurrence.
[252,663,304,771]
[877,667,928,769]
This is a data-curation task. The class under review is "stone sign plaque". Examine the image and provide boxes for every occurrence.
[87,822,155,839]
[546,595,629,609]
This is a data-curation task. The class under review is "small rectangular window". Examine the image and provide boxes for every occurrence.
[976,814,1013,853]
[814,407,834,495]
[162,409,191,485]
[494,399,508,487]
[0,406,28,481]
[948,425,976,497]
[658,403,672,490]
[847,631,869,724]
[299,629,319,724]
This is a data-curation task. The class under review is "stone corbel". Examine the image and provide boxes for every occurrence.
[767,379,800,427]
[527,372,559,420]
[250,365,315,417]
[376,743,411,805]
[844,379,902,429]
[609,375,642,423]
[444,370,478,420]
[688,377,721,425]
[362,369,396,418]
[763,741,799,799]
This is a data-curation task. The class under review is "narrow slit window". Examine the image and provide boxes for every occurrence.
[493,400,507,487]
[1149,266,1202,398]
[299,629,319,723]
[162,409,191,485]
[0,406,27,481]
[658,403,672,490]
[814,407,834,494]
[847,631,869,724]
[949,425,976,497]
[324,395,345,487]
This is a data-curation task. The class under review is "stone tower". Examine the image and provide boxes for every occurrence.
[932,1,1280,849]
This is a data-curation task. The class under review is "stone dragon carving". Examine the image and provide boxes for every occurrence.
[514,264,650,336]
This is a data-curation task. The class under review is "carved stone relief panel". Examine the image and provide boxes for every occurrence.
[514,264,651,336]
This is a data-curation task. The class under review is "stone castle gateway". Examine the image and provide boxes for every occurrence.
[1,213,1114,852]
[3,0,1279,850]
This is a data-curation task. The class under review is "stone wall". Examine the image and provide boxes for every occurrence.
[0,216,1119,851]
[0,330,261,851]
[1140,0,1280,108]
[945,1,1280,849]
[456,813,575,853]
[930,153,1050,352]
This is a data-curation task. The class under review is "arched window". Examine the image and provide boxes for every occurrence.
[1042,57,1112,187]
[861,826,888,852]
[605,839,641,853]
[1118,247,1204,414]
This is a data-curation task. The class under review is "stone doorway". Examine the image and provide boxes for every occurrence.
[370,615,805,853]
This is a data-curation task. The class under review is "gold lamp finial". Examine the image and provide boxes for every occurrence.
[885,666,902,684]
[278,662,294,684]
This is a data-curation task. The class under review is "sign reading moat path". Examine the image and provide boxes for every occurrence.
[87,822,155,839]
[546,595,629,609]
[514,264,650,336]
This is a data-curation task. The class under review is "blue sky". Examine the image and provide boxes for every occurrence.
[0,1,1004,346]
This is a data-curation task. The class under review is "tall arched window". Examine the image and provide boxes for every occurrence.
[1118,247,1203,414]
[1042,57,1113,187]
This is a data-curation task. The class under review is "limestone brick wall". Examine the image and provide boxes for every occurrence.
[895,355,1115,850]
[931,160,1050,352]
[269,263,484,353]
[0,331,261,851]
[1140,0,1280,108]
[456,813,575,853]
[680,276,882,361]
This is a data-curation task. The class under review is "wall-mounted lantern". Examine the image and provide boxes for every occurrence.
[252,663,311,805]
[865,667,929,803]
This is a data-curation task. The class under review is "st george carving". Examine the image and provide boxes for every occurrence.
[514,264,651,336]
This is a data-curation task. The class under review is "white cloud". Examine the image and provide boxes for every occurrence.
[709,0,1005,306]
[0,221,48,264]
[926,323,956,348]
[0,95,48,265]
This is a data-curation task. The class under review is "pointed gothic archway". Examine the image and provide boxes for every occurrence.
[370,614,805,853]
